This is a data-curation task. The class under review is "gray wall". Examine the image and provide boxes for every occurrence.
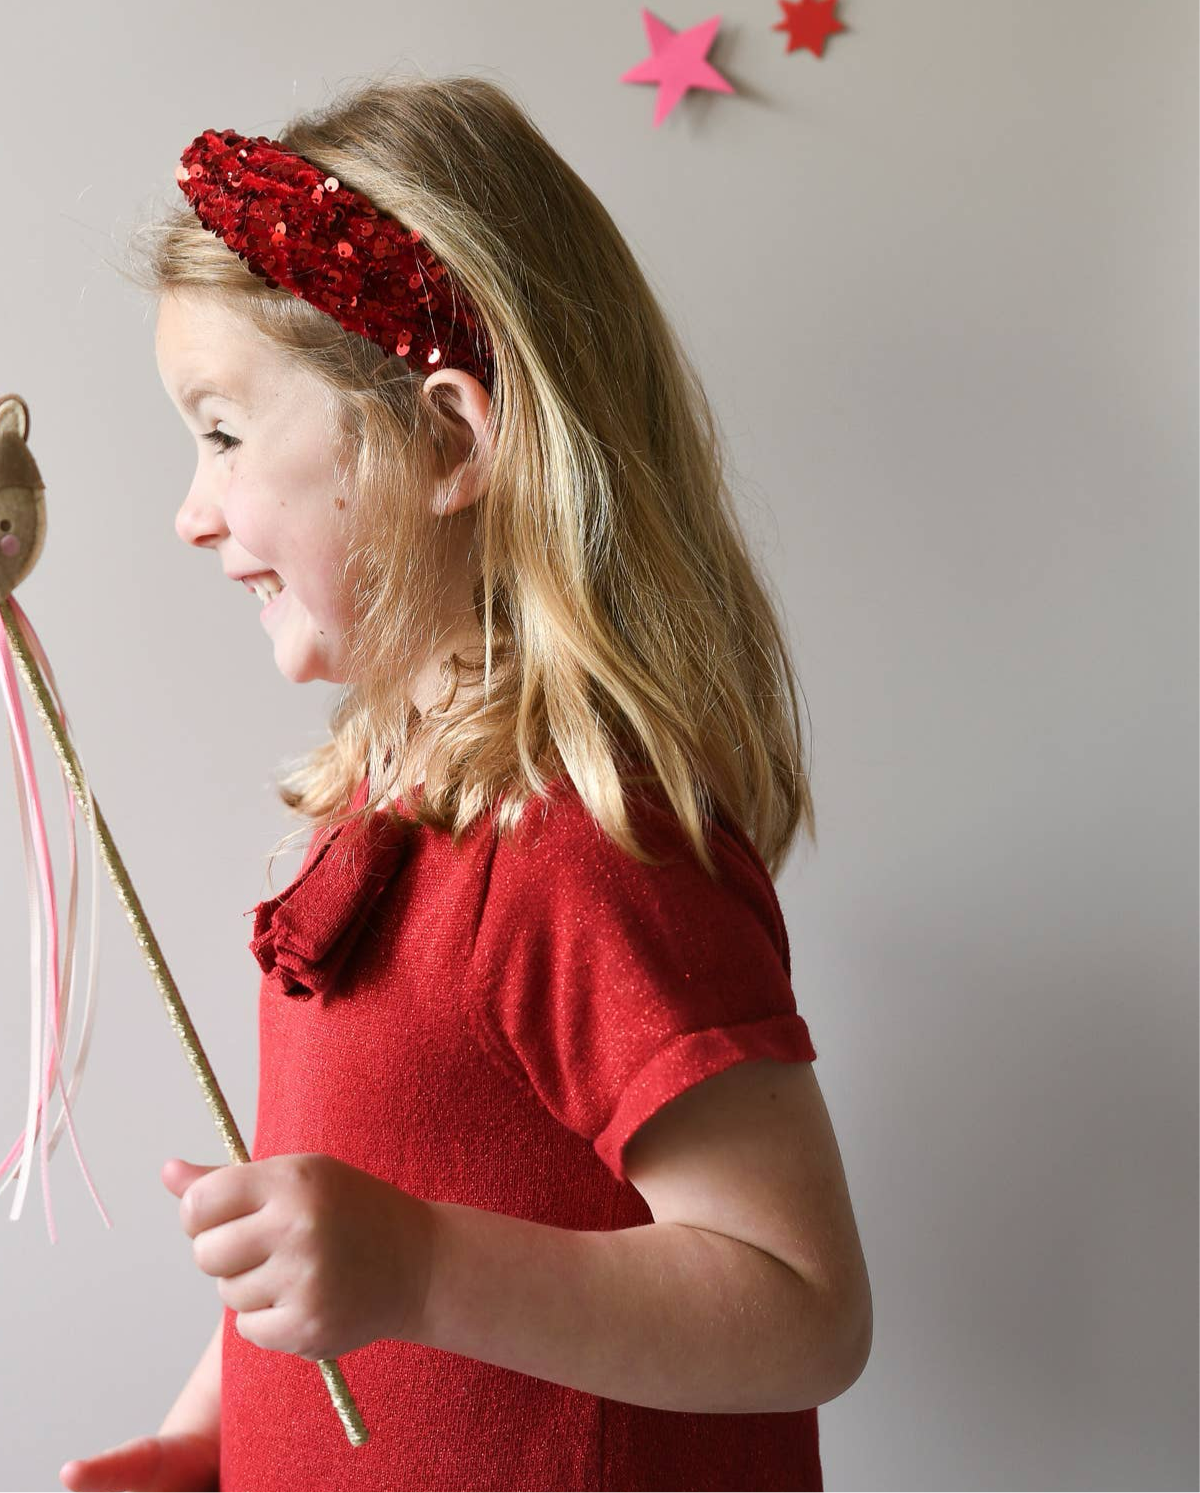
[1,3,1195,1489]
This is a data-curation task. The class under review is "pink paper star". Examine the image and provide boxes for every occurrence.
[620,9,736,129]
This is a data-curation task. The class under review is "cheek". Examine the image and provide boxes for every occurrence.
[289,539,356,628]
[219,486,275,558]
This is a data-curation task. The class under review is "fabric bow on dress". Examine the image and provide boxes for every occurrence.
[247,809,411,1001]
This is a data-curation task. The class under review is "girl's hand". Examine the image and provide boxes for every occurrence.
[59,1430,218,1491]
[161,1153,435,1361]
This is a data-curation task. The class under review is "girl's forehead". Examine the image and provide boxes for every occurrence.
[156,293,264,368]
[156,295,330,424]
[157,306,274,411]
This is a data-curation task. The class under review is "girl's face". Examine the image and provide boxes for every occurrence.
[155,291,357,684]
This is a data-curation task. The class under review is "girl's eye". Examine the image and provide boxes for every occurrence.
[203,427,240,454]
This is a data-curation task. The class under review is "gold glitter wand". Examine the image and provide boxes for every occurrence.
[0,393,368,1447]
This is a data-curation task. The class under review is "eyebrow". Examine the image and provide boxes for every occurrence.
[181,384,236,415]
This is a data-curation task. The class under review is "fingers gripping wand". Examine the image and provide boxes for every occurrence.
[0,393,369,1447]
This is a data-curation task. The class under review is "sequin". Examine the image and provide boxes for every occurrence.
[176,127,494,389]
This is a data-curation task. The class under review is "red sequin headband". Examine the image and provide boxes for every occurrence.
[175,128,495,390]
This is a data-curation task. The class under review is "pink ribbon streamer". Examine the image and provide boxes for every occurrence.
[0,595,109,1240]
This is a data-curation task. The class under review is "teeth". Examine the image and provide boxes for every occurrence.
[250,573,285,605]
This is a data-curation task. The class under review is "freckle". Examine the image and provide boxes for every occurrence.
[334,497,346,510]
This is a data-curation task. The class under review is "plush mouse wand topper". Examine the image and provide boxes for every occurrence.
[0,392,369,1447]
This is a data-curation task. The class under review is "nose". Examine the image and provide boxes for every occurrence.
[175,476,229,549]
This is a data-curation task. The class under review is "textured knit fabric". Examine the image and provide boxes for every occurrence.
[219,773,822,1492]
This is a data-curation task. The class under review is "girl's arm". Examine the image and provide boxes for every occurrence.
[414,1203,860,1413]
[408,1060,871,1414]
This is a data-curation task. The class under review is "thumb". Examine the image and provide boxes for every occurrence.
[161,1158,221,1198]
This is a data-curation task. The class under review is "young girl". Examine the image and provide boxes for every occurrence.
[60,74,870,1493]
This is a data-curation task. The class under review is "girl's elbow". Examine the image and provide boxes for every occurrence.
[845,1294,874,1389]
[829,1287,873,1401]
[808,1284,873,1408]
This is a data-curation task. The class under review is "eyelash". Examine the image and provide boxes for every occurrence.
[203,429,240,454]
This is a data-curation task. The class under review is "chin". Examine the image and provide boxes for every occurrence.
[276,650,344,685]
[279,659,328,684]
[271,618,345,684]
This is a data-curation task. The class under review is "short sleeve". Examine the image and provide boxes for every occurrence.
[468,784,817,1184]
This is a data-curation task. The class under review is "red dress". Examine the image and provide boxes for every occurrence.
[219,773,822,1492]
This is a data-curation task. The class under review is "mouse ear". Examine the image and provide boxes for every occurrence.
[0,393,30,440]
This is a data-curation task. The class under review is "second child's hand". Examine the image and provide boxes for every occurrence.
[162,1153,436,1360]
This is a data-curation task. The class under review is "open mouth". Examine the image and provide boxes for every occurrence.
[244,571,287,606]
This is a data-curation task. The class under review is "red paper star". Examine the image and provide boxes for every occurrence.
[772,0,846,57]
[621,9,736,128]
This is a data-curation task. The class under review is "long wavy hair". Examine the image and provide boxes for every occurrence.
[120,71,816,882]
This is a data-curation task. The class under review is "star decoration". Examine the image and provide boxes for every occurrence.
[620,9,736,128]
[772,0,846,57]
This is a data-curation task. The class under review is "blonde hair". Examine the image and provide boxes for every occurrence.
[121,71,816,881]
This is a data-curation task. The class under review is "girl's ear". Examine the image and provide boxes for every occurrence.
[420,368,492,451]
[421,369,493,516]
